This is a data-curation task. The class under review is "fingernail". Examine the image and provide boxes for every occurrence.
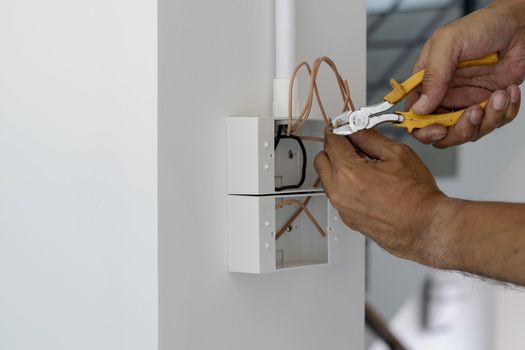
[430,132,446,142]
[510,86,521,104]
[469,109,483,125]
[493,92,509,111]
[412,94,428,112]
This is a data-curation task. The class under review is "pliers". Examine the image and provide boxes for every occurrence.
[331,53,499,135]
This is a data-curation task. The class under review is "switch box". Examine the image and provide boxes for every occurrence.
[227,116,324,195]
[226,116,350,274]
[227,193,346,274]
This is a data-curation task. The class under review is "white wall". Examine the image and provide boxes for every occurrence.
[158,1,366,349]
[0,1,157,349]
[494,288,525,350]
[0,1,366,349]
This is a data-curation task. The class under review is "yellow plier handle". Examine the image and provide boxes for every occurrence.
[383,53,499,133]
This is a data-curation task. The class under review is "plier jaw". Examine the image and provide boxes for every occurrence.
[331,101,402,135]
[330,110,356,135]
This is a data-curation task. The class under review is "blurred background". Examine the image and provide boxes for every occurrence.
[365,1,525,349]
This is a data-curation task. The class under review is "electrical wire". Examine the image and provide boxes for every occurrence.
[287,56,356,135]
[275,199,326,238]
[275,177,322,240]
[276,56,355,240]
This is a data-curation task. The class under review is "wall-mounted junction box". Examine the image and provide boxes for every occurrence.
[227,193,347,274]
[227,116,324,195]
[227,116,348,274]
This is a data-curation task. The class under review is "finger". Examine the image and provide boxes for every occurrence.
[348,129,397,160]
[324,128,361,170]
[411,124,448,144]
[412,29,461,115]
[453,65,496,78]
[439,86,492,109]
[404,91,420,112]
[433,106,483,148]
[476,90,510,139]
[450,74,499,91]
[314,151,335,195]
[501,85,521,127]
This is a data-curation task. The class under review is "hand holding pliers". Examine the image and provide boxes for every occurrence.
[331,53,499,135]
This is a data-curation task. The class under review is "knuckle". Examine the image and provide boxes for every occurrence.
[431,26,457,43]
[391,143,412,157]
[423,70,445,88]
[459,125,476,141]
[412,132,433,145]
[430,28,443,41]
[487,112,505,130]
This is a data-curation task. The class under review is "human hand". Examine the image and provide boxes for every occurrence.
[314,128,450,265]
[406,1,525,148]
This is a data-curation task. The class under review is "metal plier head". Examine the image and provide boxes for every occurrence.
[330,101,403,135]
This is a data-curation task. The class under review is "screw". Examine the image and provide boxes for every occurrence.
[288,150,294,159]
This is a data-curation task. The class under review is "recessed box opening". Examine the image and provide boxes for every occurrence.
[274,194,328,269]
[274,119,324,194]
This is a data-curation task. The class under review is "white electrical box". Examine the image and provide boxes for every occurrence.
[227,116,351,274]
[227,193,347,274]
[227,116,324,195]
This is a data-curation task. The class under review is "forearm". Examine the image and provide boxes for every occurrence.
[426,198,525,285]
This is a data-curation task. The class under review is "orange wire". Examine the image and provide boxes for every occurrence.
[276,57,355,241]
[287,56,356,135]
[275,198,326,238]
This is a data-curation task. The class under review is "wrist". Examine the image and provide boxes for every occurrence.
[418,195,466,270]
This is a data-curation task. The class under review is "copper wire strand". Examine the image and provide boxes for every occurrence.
[275,177,321,240]
[287,56,356,135]
[275,198,326,238]
[299,136,324,143]
[276,57,354,241]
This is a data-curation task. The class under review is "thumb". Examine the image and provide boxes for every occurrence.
[412,30,460,115]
